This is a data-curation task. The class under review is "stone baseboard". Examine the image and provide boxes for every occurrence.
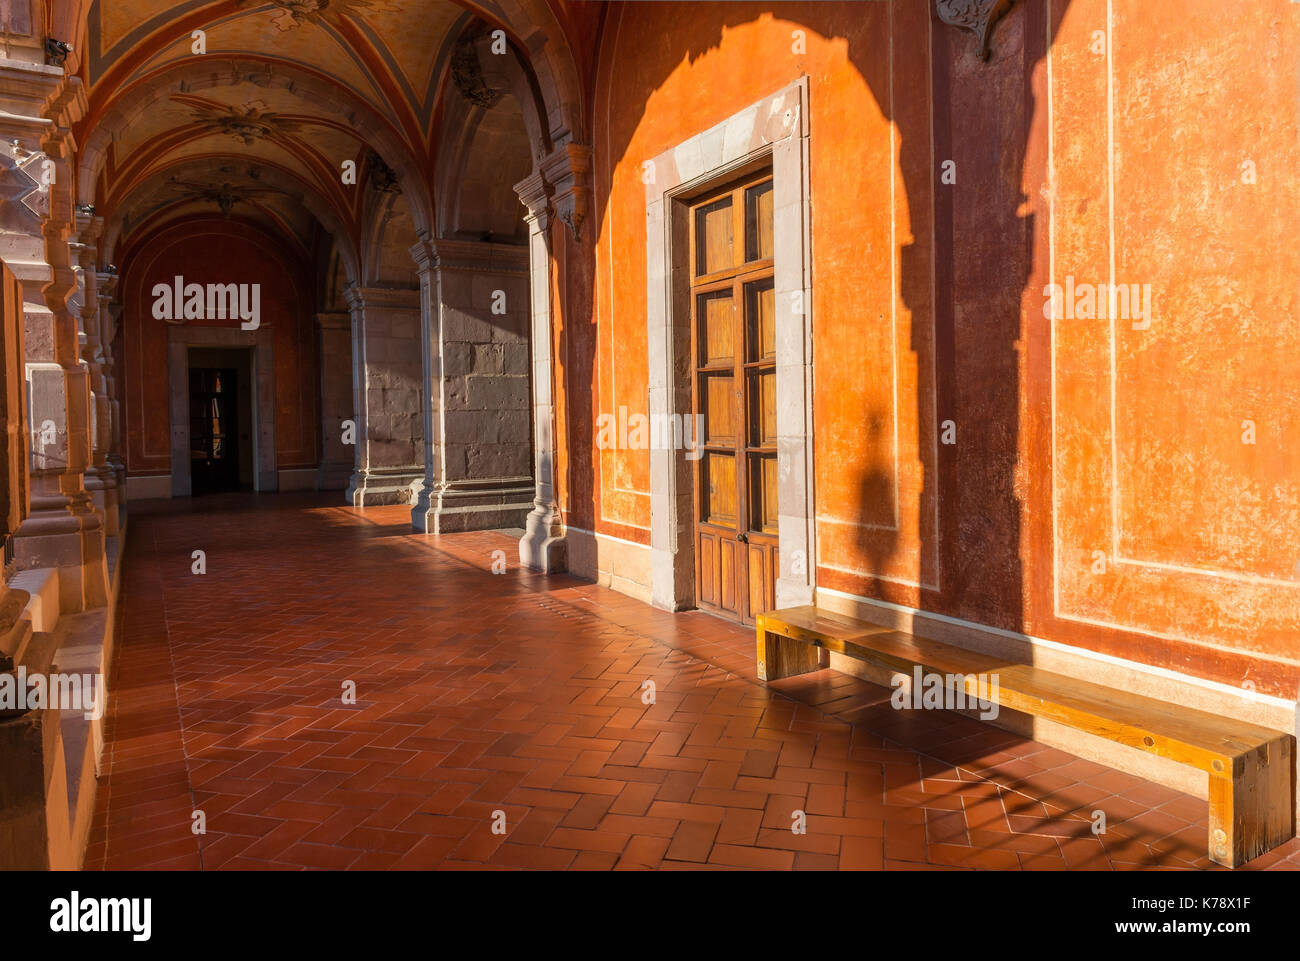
[346,468,422,507]
[412,479,534,534]
[566,526,652,603]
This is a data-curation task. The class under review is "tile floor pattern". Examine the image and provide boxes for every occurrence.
[86,493,1300,871]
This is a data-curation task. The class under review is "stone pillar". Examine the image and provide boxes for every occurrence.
[97,274,126,501]
[343,284,424,505]
[513,172,566,571]
[71,215,119,537]
[317,311,353,490]
[0,61,106,614]
[410,237,533,534]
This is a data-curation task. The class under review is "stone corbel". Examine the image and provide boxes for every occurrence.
[539,144,590,241]
[935,0,1016,61]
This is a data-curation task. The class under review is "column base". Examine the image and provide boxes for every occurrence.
[346,467,423,507]
[518,505,568,573]
[13,492,108,615]
[411,479,534,534]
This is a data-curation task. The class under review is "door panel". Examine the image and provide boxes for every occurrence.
[702,374,737,445]
[718,537,738,616]
[745,182,774,262]
[696,197,735,275]
[698,531,717,608]
[698,291,736,364]
[744,541,778,624]
[701,452,737,527]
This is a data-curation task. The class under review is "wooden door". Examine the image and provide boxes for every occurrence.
[690,172,778,625]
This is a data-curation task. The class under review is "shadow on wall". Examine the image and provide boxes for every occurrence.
[577,0,1076,648]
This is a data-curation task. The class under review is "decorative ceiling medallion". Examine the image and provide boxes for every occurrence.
[240,0,394,32]
[168,170,286,217]
[935,0,1016,61]
[185,100,303,146]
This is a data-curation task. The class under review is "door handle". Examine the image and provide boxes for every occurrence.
[736,532,748,543]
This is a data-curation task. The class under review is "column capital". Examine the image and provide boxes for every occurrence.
[513,171,551,228]
[343,283,420,312]
[408,235,438,273]
[409,236,528,275]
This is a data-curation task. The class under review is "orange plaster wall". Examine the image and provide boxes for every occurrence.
[579,0,1298,698]
[1032,0,1300,698]
[118,217,320,476]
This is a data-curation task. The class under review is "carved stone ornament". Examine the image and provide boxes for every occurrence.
[239,0,394,32]
[935,0,1016,61]
[0,143,50,220]
[450,28,505,110]
[365,151,400,193]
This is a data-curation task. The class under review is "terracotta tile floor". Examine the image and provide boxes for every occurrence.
[86,493,1300,871]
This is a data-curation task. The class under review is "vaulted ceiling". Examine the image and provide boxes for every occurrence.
[73,0,591,277]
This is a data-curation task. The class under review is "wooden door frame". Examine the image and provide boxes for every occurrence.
[643,77,816,614]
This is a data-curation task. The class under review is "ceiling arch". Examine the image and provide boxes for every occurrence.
[102,152,362,285]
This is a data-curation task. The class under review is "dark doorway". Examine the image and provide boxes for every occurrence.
[189,366,241,494]
[186,346,256,495]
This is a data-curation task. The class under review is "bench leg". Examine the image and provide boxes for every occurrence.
[756,626,821,682]
[1207,735,1295,868]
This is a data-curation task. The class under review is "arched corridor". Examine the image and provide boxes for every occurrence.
[0,0,1296,881]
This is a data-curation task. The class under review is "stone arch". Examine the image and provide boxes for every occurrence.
[361,189,420,289]
[434,89,533,242]
[453,0,586,148]
[99,155,361,290]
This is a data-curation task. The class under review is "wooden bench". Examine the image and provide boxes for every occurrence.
[756,605,1296,868]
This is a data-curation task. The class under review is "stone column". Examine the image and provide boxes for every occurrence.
[97,274,127,501]
[316,311,353,490]
[513,172,566,571]
[410,237,533,534]
[71,215,119,537]
[0,61,106,613]
[343,284,424,505]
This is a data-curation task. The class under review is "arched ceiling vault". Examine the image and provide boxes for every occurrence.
[69,0,586,265]
[103,153,362,284]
